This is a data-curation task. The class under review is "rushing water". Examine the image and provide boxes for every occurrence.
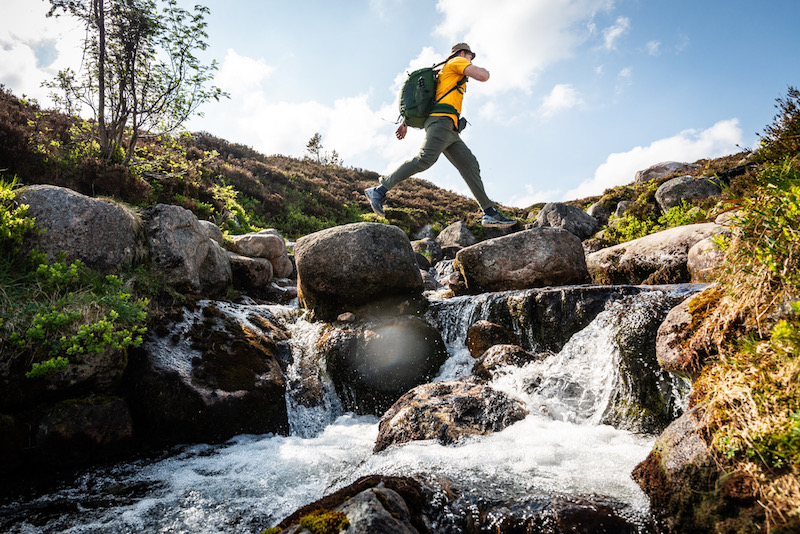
[0,287,695,533]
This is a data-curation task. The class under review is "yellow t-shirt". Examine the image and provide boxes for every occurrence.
[430,56,470,129]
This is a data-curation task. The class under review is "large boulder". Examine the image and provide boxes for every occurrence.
[655,175,722,212]
[374,381,528,452]
[124,301,289,444]
[586,223,726,285]
[294,223,424,321]
[455,228,589,293]
[635,161,700,183]
[17,184,147,273]
[319,316,450,415]
[145,204,232,294]
[534,202,599,241]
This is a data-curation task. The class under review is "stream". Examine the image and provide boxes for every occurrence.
[0,286,695,533]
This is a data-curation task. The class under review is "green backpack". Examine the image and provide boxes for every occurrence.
[398,58,467,129]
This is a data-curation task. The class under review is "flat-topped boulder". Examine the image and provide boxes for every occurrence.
[586,223,726,285]
[455,227,590,293]
[635,161,700,183]
[294,223,424,321]
[533,202,599,241]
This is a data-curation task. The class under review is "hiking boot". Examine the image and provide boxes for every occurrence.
[364,187,386,217]
[482,211,517,228]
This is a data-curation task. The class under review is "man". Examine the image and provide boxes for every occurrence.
[365,43,517,228]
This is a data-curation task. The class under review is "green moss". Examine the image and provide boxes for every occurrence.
[297,509,349,534]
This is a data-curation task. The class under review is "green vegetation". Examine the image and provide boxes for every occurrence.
[688,89,800,530]
[298,510,350,534]
[0,179,148,379]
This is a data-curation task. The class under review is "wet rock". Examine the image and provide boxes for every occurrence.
[465,320,519,358]
[586,223,726,285]
[599,292,691,433]
[294,223,424,321]
[456,228,589,293]
[436,220,477,248]
[145,204,232,294]
[374,381,528,452]
[321,316,449,415]
[474,494,647,534]
[633,404,719,532]
[472,344,544,381]
[18,184,147,273]
[34,397,133,466]
[124,302,289,444]
[271,475,431,534]
[534,202,599,240]
[655,175,722,212]
[635,161,700,183]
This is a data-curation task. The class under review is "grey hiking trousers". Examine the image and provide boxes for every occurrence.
[380,116,493,210]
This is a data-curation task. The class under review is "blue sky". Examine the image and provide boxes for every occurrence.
[2,1,799,208]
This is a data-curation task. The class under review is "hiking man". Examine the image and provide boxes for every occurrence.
[365,43,518,228]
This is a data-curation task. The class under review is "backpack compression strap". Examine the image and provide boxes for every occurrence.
[429,75,468,118]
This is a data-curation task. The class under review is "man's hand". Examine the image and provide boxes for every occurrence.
[396,122,408,140]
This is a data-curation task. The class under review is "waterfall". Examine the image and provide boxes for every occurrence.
[0,286,698,534]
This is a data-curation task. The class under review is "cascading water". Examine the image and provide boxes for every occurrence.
[0,286,697,533]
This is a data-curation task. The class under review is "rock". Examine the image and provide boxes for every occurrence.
[198,220,224,244]
[436,221,477,248]
[614,200,633,218]
[598,292,691,433]
[534,202,599,240]
[456,228,589,293]
[273,476,430,534]
[586,223,726,285]
[411,237,443,265]
[465,320,519,358]
[294,223,424,321]
[34,397,133,466]
[18,184,147,273]
[124,302,289,444]
[320,316,449,415]
[413,224,435,240]
[229,230,286,259]
[587,202,612,226]
[632,404,717,532]
[374,381,528,452]
[227,251,273,291]
[635,161,700,183]
[656,291,710,380]
[655,175,722,212]
[472,344,544,381]
[688,235,729,282]
[270,253,295,279]
[145,204,232,294]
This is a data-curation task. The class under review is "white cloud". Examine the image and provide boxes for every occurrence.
[0,2,83,105]
[602,16,630,50]
[565,119,743,199]
[216,49,275,93]
[508,184,563,209]
[434,0,614,94]
[540,84,584,118]
[646,40,661,56]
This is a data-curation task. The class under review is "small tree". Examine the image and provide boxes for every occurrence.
[45,0,226,164]
[306,132,323,162]
[757,86,800,162]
